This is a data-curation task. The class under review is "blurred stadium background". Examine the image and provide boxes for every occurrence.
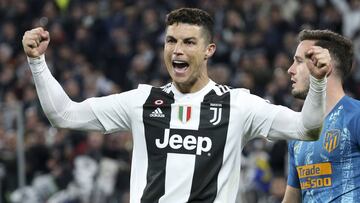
[0,0,360,202]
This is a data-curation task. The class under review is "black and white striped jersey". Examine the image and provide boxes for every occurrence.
[89,80,281,203]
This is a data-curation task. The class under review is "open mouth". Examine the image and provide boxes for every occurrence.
[290,79,296,87]
[172,60,189,74]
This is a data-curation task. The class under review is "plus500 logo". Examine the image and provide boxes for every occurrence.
[155,129,212,155]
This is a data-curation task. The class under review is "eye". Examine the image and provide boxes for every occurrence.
[166,38,176,44]
[184,40,196,45]
[294,57,303,64]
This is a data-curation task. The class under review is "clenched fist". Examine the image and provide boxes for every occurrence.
[22,27,50,58]
[305,46,331,80]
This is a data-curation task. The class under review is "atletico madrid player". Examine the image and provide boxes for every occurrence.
[283,30,360,202]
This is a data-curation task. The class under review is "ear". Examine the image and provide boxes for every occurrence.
[204,43,216,60]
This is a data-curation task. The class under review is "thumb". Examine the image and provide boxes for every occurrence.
[37,32,50,54]
[40,30,50,42]
[33,30,50,57]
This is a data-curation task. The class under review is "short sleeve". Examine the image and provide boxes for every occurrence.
[287,141,301,188]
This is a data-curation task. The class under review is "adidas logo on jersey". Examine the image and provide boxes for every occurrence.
[150,108,165,118]
[156,129,212,155]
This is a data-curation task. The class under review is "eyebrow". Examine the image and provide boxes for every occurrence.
[166,35,197,41]
[183,37,197,41]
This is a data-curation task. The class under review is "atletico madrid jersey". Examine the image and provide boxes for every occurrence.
[287,96,360,202]
[88,80,283,203]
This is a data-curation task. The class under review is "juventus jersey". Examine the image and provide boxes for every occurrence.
[88,80,282,203]
[288,96,360,202]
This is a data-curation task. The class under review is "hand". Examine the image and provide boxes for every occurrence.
[305,46,331,79]
[22,27,50,58]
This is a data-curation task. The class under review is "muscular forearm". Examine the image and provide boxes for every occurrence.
[28,55,104,131]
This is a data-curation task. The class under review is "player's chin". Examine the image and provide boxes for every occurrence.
[173,76,189,85]
[171,70,189,80]
[292,89,307,100]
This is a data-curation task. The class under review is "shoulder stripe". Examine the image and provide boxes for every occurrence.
[160,83,172,94]
[214,84,232,95]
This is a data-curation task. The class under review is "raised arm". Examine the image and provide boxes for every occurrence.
[22,27,104,131]
[268,75,326,140]
[269,46,330,140]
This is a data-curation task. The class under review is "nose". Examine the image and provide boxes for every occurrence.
[287,63,295,75]
[173,42,184,55]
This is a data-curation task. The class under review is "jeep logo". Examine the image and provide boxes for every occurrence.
[156,129,212,155]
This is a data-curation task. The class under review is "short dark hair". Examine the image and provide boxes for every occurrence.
[165,8,214,44]
[298,29,354,82]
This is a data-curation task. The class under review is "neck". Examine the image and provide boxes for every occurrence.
[325,77,345,115]
[175,77,210,93]
[174,68,210,93]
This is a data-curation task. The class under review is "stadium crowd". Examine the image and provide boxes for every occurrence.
[0,0,360,202]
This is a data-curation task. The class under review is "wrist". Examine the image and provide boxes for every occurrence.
[27,54,46,74]
[27,54,45,63]
[309,75,326,93]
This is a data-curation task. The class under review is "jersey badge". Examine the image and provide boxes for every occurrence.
[210,103,222,125]
[323,129,340,153]
[178,106,191,123]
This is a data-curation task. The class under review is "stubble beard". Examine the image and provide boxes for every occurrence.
[291,88,308,100]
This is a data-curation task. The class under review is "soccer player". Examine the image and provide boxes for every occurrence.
[283,30,360,202]
[23,8,329,203]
